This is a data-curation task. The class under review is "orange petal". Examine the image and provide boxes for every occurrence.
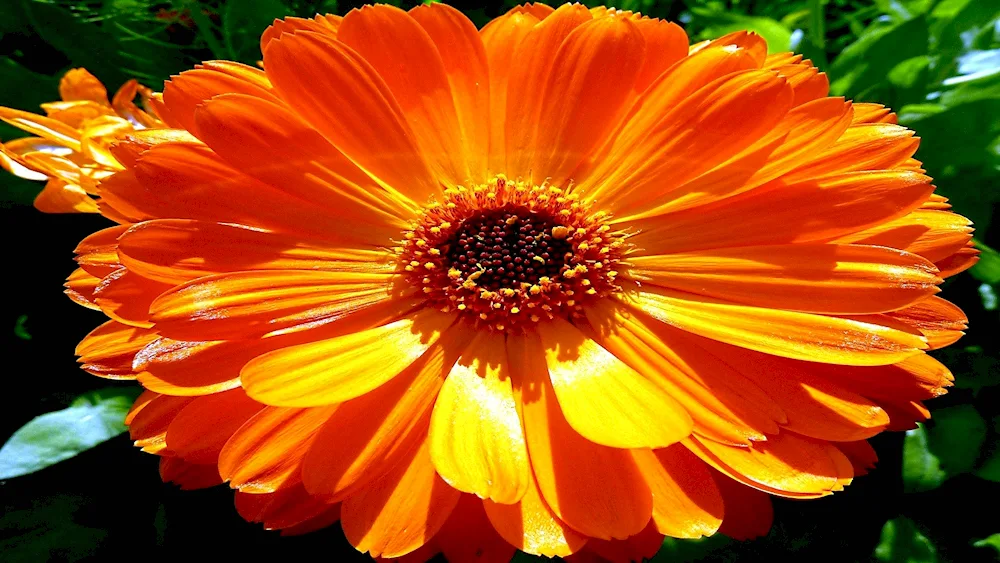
[935,243,979,278]
[219,405,337,492]
[279,504,342,536]
[0,140,51,181]
[65,267,102,310]
[0,106,83,151]
[41,99,110,129]
[260,14,342,52]
[161,66,279,137]
[75,320,157,378]
[118,220,393,285]
[637,97,852,215]
[587,301,783,445]
[574,520,665,563]
[108,128,200,169]
[528,15,645,187]
[338,5,470,187]
[34,180,99,213]
[93,268,173,328]
[341,439,461,558]
[430,331,529,504]
[628,170,935,255]
[687,335,892,441]
[194,93,416,243]
[768,58,829,106]
[712,472,773,540]
[685,432,853,498]
[531,318,693,448]
[483,460,589,557]
[632,446,723,538]
[59,68,109,104]
[507,3,556,19]
[511,331,653,540]
[633,286,927,366]
[74,224,128,278]
[503,3,592,178]
[886,296,968,349]
[581,69,793,219]
[700,30,768,65]
[480,10,541,175]
[127,393,194,452]
[111,79,161,129]
[135,337,265,396]
[165,390,264,464]
[630,244,941,315]
[789,123,919,180]
[572,36,763,190]
[435,494,517,563]
[835,440,879,476]
[149,269,396,341]
[159,457,223,490]
[787,353,952,404]
[242,308,454,407]
[129,143,371,238]
[852,103,897,124]
[235,484,337,530]
[631,17,688,95]
[410,3,491,181]
[125,390,159,426]
[301,330,468,500]
[833,209,974,264]
[263,31,440,202]
[882,400,932,431]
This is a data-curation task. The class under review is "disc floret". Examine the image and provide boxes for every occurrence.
[398,175,628,331]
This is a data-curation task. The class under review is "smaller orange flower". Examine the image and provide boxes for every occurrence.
[0,68,165,213]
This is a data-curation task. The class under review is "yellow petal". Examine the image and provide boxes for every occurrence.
[430,330,529,504]
[532,318,694,448]
[242,308,455,407]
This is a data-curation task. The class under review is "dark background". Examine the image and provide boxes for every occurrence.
[2,1,999,561]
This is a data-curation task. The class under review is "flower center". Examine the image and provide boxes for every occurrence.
[398,176,628,332]
[444,206,572,291]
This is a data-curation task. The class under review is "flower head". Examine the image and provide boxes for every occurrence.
[0,68,166,213]
[4,2,978,560]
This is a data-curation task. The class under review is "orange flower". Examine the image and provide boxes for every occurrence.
[3,3,978,560]
[0,68,166,213]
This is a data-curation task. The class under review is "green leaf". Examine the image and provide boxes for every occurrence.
[223,0,291,63]
[830,16,929,102]
[973,534,1000,554]
[0,387,141,479]
[927,405,988,474]
[902,423,947,493]
[977,449,1000,482]
[22,1,131,88]
[971,240,1000,284]
[690,9,794,53]
[0,57,59,113]
[651,535,735,561]
[875,0,934,22]
[0,493,109,561]
[903,405,988,492]
[13,315,31,340]
[976,416,1000,482]
[936,345,1000,394]
[874,517,938,563]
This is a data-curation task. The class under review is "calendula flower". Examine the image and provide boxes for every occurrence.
[0,68,166,213]
[5,2,979,560]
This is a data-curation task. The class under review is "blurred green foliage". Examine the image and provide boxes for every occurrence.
[0,387,140,479]
[1,0,999,561]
